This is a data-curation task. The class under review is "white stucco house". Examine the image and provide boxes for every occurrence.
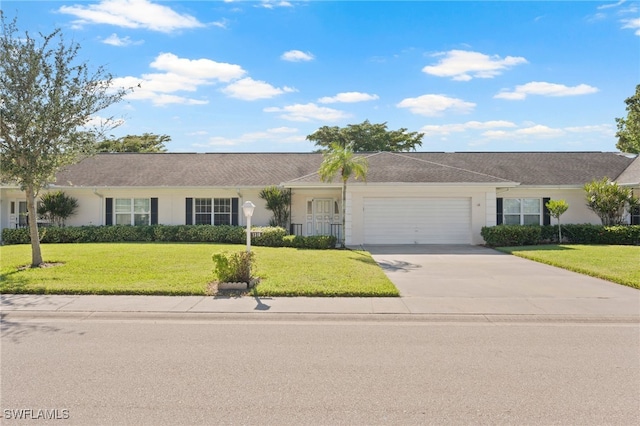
[1,151,638,245]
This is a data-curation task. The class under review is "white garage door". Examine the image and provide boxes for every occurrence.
[363,198,471,244]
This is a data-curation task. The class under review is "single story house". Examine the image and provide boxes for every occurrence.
[1,151,638,245]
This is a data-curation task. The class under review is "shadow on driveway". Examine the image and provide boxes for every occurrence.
[363,244,503,255]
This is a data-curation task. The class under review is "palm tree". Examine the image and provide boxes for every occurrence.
[318,142,368,247]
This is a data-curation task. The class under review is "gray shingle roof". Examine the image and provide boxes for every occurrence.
[616,155,640,185]
[52,151,636,188]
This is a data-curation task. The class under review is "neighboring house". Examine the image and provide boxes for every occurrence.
[1,152,638,245]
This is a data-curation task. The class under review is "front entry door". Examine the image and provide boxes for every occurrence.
[314,199,332,235]
[9,200,28,228]
[305,198,339,236]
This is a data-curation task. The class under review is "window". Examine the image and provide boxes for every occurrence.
[213,198,231,225]
[503,198,541,225]
[115,198,150,225]
[195,198,212,225]
[194,198,231,225]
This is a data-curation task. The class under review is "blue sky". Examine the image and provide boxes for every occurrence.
[4,0,639,152]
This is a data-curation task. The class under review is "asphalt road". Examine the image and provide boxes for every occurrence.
[2,313,639,425]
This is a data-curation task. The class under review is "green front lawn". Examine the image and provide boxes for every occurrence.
[0,243,399,297]
[498,245,640,289]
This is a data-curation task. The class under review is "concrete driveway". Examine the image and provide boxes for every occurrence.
[366,245,640,316]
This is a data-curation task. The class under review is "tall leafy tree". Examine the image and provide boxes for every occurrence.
[308,120,424,152]
[96,133,170,153]
[616,84,640,154]
[318,143,368,247]
[0,14,128,266]
[584,178,639,226]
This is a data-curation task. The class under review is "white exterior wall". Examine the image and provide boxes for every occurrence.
[496,187,601,225]
[1,184,631,244]
[0,187,275,230]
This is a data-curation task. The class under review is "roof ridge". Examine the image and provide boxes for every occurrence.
[284,151,379,184]
[387,152,514,183]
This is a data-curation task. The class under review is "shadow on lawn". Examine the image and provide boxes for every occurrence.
[503,245,578,253]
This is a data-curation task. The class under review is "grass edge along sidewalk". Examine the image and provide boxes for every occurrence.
[0,243,399,297]
[498,245,640,290]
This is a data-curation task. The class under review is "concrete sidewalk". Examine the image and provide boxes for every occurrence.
[2,292,639,318]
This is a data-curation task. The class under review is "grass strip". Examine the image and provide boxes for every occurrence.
[0,243,398,297]
[497,245,639,289]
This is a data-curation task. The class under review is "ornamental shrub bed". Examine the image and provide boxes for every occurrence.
[481,224,640,247]
[1,225,337,249]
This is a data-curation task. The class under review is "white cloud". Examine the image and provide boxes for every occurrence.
[113,53,293,106]
[195,127,303,149]
[266,126,299,134]
[397,94,475,116]
[83,115,125,128]
[420,120,517,136]
[422,50,528,81]
[264,103,350,122]
[495,82,599,100]
[59,0,204,33]
[222,77,296,100]
[151,53,246,83]
[111,52,246,106]
[622,17,640,35]
[257,0,293,9]
[101,33,142,46]
[212,19,230,29]
[564,124,614,135]
[281,50,315,62]
[597,0,626,10]
[318,92,379,104]
[482,124,565,140]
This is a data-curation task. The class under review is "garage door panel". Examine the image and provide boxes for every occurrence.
[363,198,471,244]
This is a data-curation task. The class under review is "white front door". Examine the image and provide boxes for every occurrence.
[9,200,28,228]
[305,198,339,236]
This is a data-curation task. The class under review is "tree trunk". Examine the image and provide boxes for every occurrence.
[25,185,43,267]
[341,179,347,248]
[558,218,562,243]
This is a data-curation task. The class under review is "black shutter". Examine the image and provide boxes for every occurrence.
[631,206,640,225]
[231,198,239,226]
[105,198,113,226]
[496,198,503,225]
[150,198,158,225]
[542,197,551,226]
[185,198,193,225]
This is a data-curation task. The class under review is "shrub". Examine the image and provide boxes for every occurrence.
[37,191,79,226]
[283,234,337,249]
[480,225,541,247]
[212,251,254,283]
[252,226,287,247]
[482,224,640,246]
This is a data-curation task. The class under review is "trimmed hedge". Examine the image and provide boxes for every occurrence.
[1,224,337,249]
[481,224,640,247]
[480,225,541,247]
[283,234,337,249]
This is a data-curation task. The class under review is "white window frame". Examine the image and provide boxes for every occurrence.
[194,198,212,225]
[193,198,232,226]
[503,198,542,225]
[115,198,151,226]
